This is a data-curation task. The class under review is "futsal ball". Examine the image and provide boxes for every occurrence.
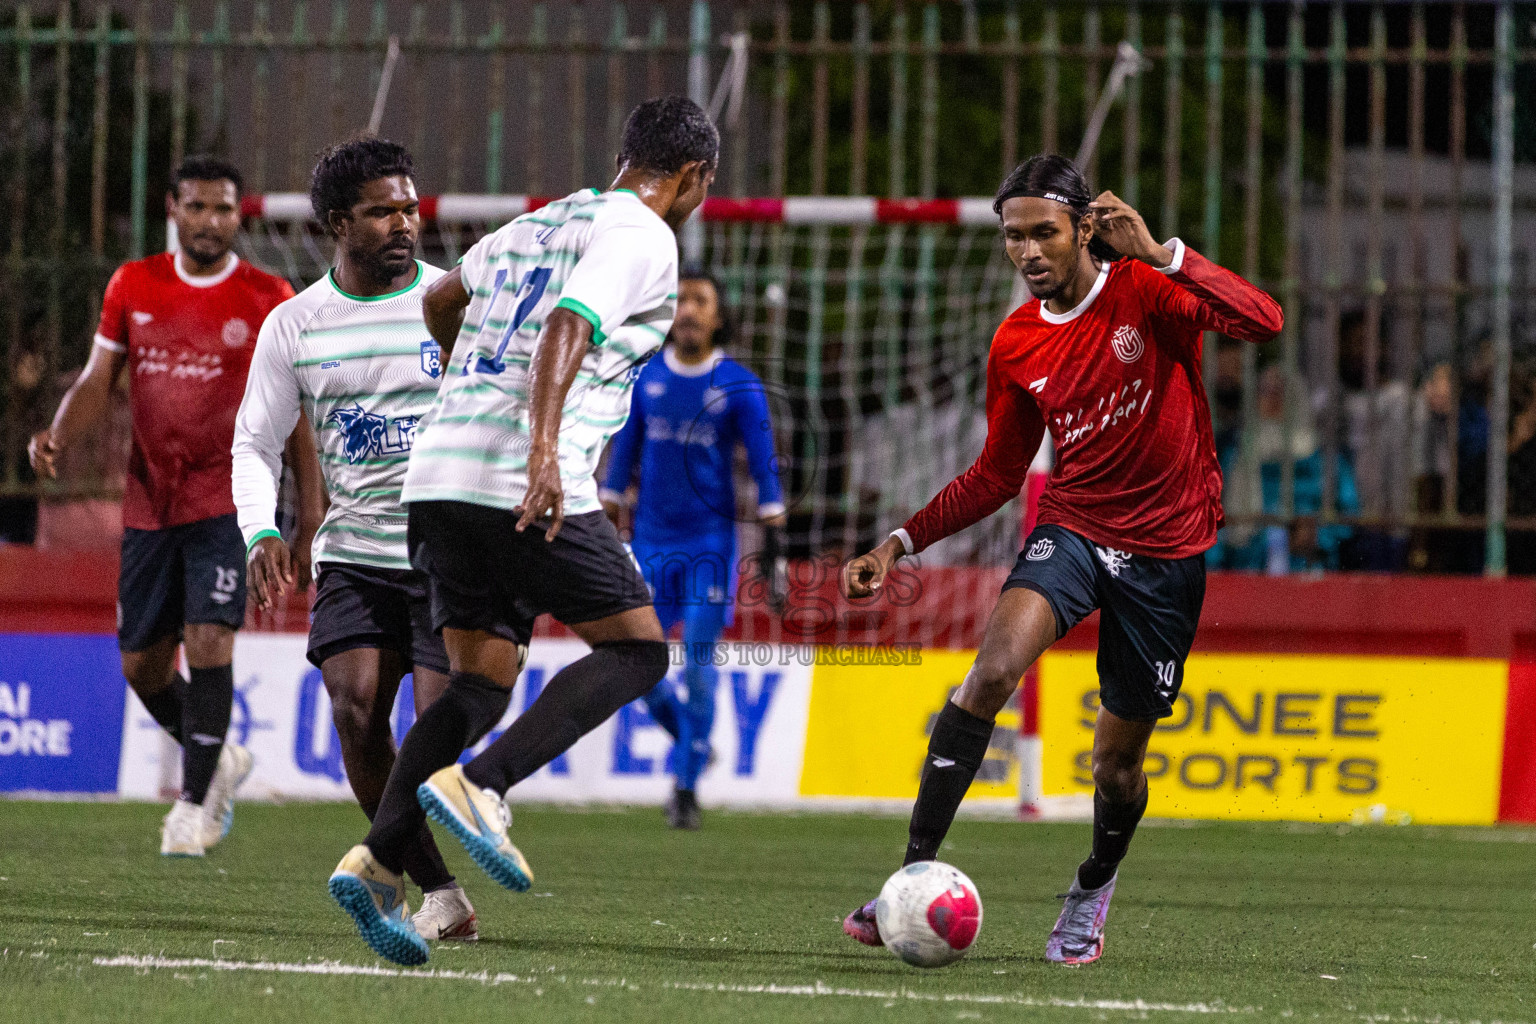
[875,861,983,968]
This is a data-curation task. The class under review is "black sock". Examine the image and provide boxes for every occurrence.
[358,796,455,893]
[139,673,188,744]
[364,672,510,874]
[904,701,994,866]
[180,665,233,804]
[1076,782,1149,890]
[463,640,669,795]
[400,822,456,893]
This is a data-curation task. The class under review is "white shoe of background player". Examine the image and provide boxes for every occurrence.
[199,742,254,848]
[412,884,479,942]
[160,798,207,857]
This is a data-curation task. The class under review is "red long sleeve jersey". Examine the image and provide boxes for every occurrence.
[901,242,1282,560]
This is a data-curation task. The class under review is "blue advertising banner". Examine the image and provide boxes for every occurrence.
[0,633,126,794]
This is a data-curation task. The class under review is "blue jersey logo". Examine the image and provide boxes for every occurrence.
[326,404,420,464]
[420,340,441,378]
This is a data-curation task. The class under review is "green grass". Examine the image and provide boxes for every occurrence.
[1,802,1533,1023]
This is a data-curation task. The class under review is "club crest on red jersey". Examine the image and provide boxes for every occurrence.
[1110,323,1144,363]
[221,317,251,348]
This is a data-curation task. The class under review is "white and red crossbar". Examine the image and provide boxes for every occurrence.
[240,193,1000,226]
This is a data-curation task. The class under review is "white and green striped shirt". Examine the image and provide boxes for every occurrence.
[401,188,677,516]
[232,260,447,570]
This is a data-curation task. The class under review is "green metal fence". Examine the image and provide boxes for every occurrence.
[0,1,1530,574]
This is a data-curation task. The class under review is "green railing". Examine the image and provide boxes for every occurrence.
[0,1,1530,574]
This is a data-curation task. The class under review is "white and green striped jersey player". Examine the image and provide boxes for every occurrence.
[401,188,677,516]
[232,260,447,570]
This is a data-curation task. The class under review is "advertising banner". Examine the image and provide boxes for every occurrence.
[118,635,815,808]
[1038,652,1510,825]
[0,633,126,795]
[5,628,1520,824]
[800,648,1021,806]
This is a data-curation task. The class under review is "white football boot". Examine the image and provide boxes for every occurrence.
[199,742,254,848]
[412,884,479,942]
[160,799,208,857]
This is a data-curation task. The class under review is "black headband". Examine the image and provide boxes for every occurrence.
[1009,188,1087,209]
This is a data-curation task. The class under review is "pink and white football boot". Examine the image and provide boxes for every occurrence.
[1045,872,1117,964]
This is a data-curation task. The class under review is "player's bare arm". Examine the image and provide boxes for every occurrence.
[423,265,470,359]
[28,341,127,479]
[516,307,594,538]
[1085,191,1173,269]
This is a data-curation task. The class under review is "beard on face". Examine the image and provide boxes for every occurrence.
[357,237,416,282]
[182,234,230,265]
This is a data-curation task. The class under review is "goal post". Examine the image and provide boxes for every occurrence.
[234,191,1050,813]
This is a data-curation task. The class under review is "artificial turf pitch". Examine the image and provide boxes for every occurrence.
[1,801,1531,1023]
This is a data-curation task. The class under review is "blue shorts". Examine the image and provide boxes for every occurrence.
[630,533,736,633]
[117,513,246,652]
[1002,523,1206,723]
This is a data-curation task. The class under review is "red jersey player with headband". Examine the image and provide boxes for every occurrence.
[839,154,1282,965]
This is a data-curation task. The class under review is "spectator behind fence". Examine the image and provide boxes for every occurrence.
[0,342,46,544]
[1209,365,1359,573]
[1334,310,1410,569]
[1506,359,1536,575]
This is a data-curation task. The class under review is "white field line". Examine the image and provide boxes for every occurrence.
[92,954,1254,1015]
[88,955,1536,1024]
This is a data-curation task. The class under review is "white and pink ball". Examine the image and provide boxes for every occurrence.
[875,861,983,968]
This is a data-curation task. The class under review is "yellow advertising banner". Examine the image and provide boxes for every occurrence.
[799,650,1019,801]
[1039,652,1509,825]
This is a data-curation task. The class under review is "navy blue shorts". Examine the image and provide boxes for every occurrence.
[118,513,246,652]
[407,501,652,648]
[306,562,451,674]
[1002,523,1206,722]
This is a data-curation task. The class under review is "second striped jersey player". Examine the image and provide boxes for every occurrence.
[232,256,446,568]
[232,137,480,943]
[401,186,677,515]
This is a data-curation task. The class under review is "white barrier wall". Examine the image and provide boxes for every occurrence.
[118,635,814,809]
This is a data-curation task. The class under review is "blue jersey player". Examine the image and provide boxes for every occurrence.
[601,268,784,829]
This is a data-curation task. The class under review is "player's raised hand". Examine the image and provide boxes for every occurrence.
[247,535,295,610]
[841,535,906,599]
[1086,191,1173,268]
[516,441,565,540]
[27,429,59,479]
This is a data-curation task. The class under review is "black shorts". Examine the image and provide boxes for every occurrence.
[118,513,246,652]
[306,562,451,674]
[1003,523,1206,723]
[407,500,652,648]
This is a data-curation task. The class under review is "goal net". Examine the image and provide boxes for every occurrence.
[236,194,1027,582]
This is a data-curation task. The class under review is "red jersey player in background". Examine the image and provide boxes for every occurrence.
[29,156,310,858]
[839,154,1282,964]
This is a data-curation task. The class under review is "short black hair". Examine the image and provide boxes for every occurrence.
[309,135,414,233]
[170,154,242,196]
[678,265,734,350]
[617,96,719,177]
[994,154,1120,262]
